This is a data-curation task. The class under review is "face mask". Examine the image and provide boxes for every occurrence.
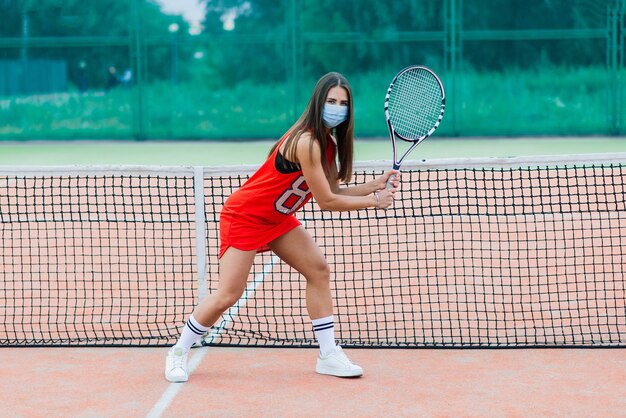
[322,103,349,128]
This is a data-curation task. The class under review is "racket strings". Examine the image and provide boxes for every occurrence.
[388,69,443,140]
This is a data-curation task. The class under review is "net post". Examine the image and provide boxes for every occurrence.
[194,167,208,302]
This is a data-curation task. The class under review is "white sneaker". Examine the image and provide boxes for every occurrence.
[165,347,189,382]
[315,346,363,377]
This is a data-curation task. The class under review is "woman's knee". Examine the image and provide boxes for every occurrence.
[212,289,243,311]
[306,259,331,284]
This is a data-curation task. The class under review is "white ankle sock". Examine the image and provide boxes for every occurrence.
[174,314,209,352]
[312,315,337,357]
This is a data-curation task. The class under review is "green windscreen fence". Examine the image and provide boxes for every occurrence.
[0,60,67,95]
[0,0,624,140]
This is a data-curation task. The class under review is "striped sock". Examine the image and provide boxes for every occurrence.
[174,314,209,352]
[312,315,337,357]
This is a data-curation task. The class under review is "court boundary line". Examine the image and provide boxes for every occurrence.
[146,346,209,418]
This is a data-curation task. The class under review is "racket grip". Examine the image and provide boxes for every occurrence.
[385,174,396,189]
[385,164,401,189]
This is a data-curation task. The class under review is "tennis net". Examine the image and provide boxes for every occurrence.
[1,155,625,347]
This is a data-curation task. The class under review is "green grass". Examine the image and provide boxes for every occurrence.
[0,136,624,166]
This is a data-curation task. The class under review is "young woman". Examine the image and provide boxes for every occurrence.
[166,72,399,382]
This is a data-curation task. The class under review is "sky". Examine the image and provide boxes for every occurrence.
[153,0,206,28]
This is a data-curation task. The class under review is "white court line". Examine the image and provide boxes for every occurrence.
[146,254,279,418]
[146,346,210,418]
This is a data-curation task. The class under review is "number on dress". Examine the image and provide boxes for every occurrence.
[275,176,309,214]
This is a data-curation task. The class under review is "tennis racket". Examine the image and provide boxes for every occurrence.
[385,65,445,188]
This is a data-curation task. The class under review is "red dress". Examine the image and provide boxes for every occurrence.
[219,133,336,258]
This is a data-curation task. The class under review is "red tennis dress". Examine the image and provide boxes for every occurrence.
[219,133,336,258]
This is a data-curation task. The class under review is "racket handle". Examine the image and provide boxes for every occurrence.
[385,174,395,189]
[385,164,401,189]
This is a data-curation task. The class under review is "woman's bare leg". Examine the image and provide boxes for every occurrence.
[165,247,257,382]
[193,247,257,327]
[268,226,332,319]
[268,226,363,377]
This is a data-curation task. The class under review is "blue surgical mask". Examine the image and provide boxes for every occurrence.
[322,103,349,128]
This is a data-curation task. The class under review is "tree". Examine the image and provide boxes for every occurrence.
[0,0,190,87]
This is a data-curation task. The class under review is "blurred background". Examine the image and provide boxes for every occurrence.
[0,0,624,141]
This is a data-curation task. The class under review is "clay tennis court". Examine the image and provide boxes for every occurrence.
[1,346,624,417]
[1,157,625,417]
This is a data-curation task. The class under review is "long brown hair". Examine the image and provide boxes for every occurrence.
[268,72,354,183]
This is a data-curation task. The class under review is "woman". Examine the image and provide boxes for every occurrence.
[166,72,399,382]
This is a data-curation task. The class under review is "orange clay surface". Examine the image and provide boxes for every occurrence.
[1,347,624,417]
